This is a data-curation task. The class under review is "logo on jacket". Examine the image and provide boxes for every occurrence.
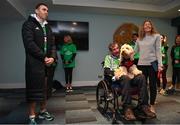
[35,27,40,30]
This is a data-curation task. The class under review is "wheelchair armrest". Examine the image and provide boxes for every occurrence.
[104,68,114,77]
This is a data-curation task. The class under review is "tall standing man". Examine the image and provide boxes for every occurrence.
[22,3,56,125]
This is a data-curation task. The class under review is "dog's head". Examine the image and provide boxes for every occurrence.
[120,44,134,62]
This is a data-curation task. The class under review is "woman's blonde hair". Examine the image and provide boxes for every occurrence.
[138,19,158,40]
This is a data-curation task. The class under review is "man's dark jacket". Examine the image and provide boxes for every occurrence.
[22,16,56,102]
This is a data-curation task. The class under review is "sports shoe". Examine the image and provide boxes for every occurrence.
[66,87,70,92]
[159,89,168,96]
[157,87,161,93]
[38,111,54,121]
[69,86,73,92]
[28,118,37,125]
[168,85,175,90]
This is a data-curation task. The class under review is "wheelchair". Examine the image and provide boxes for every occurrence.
[96,74,144,123]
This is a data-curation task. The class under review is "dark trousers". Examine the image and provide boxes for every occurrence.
[138,65,157,105]
[134,59,139,66]
[157,65,168,89]
[64,67,73,84]
[118,74,149,108]
[47,66,56,98]
[172,67,180,85]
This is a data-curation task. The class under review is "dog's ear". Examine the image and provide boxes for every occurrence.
[130,49,135,61]
[119,51,122,64]
[130,54,134,61]
[119,44,124,64]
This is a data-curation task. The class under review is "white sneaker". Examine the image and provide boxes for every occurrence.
[69,87,73,92]
[168,85,174,90]
[66,87,70,92]
[159,89,168,96]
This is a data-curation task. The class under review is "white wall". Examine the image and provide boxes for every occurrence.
[0,20,25,84]
[49,12,177,86]
[0,12,177,88]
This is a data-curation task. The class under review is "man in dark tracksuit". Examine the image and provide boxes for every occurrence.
[22,3,56,125]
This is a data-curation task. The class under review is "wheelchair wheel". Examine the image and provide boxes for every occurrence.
[96,80,109,112]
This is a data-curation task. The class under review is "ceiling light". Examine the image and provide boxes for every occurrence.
[178,9,180,12]
[72,22,77,25]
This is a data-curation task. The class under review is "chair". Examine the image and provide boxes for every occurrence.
[96,65,140,123]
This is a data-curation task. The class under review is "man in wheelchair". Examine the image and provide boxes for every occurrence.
[103,42,156,120]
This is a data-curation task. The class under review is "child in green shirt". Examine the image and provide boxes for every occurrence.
[157,35,168,95]
[60,35,77,92]
[168,35,180,90]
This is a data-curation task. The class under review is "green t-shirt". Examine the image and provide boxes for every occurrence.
[129,41,139,59]
[173,46,180,67]
[60,42,77,68]
[104,55,120,70]
[161,45,168,65]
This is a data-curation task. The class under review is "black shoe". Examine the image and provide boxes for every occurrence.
[166,88,175,95]
[38,111,54,121]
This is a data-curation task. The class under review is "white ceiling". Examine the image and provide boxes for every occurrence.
[1,0,180,20]
[107,0,175,6]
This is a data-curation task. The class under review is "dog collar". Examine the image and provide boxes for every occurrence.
[121,60,134,70]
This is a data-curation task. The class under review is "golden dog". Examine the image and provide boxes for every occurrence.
[114,44,142,79]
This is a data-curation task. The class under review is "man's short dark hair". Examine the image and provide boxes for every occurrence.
[35,3,48,9]
[108,42,119,52]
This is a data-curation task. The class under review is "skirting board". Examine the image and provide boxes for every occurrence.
[0,77,172,89]
[0,81,99,89]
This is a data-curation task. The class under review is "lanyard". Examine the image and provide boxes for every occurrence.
[42,26,47,54]
[110,56,114,70]
[110,55,119,70]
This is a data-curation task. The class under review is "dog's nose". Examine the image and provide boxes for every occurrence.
[122,51,125,54]
[121,51,126,56]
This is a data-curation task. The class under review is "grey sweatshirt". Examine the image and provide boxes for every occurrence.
[135,34,162,69]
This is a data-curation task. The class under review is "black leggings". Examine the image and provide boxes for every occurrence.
[138,65,157,105]
[172,67,180,85]
[64,68,73,85]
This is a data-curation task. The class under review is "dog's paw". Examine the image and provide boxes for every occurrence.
[128,73,134,79]
[134,70,142,76]
[129,65,142,76]
[114,67,127,78]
